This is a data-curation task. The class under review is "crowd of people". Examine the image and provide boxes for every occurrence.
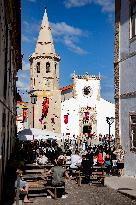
[15,138,125,202]
[16,138,125,175]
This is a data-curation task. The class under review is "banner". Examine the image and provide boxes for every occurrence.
[39,97,49,123]
[64,115,68,124]
[23,108,27,122]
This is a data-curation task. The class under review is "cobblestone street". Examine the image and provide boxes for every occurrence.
[29,180,136,205]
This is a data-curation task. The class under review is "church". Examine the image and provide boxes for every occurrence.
[61,73,115,144]
[28,7,115,143]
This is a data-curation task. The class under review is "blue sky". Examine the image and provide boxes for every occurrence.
[17,0,115,103]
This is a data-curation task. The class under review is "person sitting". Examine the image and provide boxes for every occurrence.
[80,155,92,184]
[15,169,31,203]
[36,154,48,165]
[97,150,104,166]
[70,150,82,170]
[104,153,112,175]
[47,159,69,198]
[93,155,98,166]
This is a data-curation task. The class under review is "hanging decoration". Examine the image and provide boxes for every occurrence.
[22,108,28,122]
[39,97,49,123]
[64,115,68,124]
[83,112,90,120]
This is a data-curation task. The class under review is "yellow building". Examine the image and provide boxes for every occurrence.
[28,8,61,133]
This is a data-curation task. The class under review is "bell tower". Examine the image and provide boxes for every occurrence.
[29,8,61,133]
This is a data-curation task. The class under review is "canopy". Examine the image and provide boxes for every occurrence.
[17,128,63,141]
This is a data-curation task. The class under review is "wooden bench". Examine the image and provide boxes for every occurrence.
[25,169,44,174]
[44,186,65,199]
[76,167,106,186]
[91,171,106,185]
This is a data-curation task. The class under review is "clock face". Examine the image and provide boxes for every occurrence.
[83,86,93,97]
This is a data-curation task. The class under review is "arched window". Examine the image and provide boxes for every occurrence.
[55,63,57,74]
[46,62,50,73]
[37,62,40,73]
[131,2,136,38]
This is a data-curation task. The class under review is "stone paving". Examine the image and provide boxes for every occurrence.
[105,176,136,200]
[27,180,136,205]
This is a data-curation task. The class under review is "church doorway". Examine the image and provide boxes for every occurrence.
[83,125,92,135]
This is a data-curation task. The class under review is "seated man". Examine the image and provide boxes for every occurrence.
[47,159,69,198]
[37,154,48,165]
[15,169,31,203]
[80,155,93,184]
[70,150,82,170]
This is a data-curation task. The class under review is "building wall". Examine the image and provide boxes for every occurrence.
[61,98,79,139]
[61,76,115,141]
[96,98,115,136]
[29,90,61,132]
[121,98,136,176]
[73,77,100,106]
[0,0,21,202]
[61,89,73,102]
[117,0,136,176]
[16,102,28,132]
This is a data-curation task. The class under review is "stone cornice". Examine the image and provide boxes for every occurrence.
[29,53,60,62]
[120,91,136,99]
[72,74,100,81]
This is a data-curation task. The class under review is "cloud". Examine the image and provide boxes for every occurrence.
[51,22,84,36]
[23,20,40,33]
[16,80,25,88]
[22,61,30,71]
[22,20,40,45]
[63,36,87,55]
[65,0,92,8]
[64,0,114,13]
[22,34,31,43]
[17,79,29,90]
[51,22,88,55]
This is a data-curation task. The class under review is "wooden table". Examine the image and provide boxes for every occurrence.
[25,163,54,169]
[22,173,46,180]
[76,166,107,186]
[25,169,45,174]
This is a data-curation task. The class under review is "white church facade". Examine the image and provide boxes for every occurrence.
[61,73,115,144]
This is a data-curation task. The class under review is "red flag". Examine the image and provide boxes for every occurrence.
[23,108,27,122]
[64,115,68,124]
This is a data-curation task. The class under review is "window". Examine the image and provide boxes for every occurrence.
[55,63,57,74]
[37,62,40,73]
[130,113,136,151]
[34,78,35,86]
[46,62,50,73]
[130,3,136,38]
[3,23,8,99]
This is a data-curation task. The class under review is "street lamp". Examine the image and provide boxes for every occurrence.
[106,117,115,150]
[30,94,37,128]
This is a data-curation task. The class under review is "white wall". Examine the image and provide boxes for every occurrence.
[61,77,115,139]
[61,98,79,139]
[74,78,100,107]
[96,98,115,136]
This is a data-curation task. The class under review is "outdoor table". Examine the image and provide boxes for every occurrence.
[25,169,45,174]
[25,164,48,169]
[22,173,45,180]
